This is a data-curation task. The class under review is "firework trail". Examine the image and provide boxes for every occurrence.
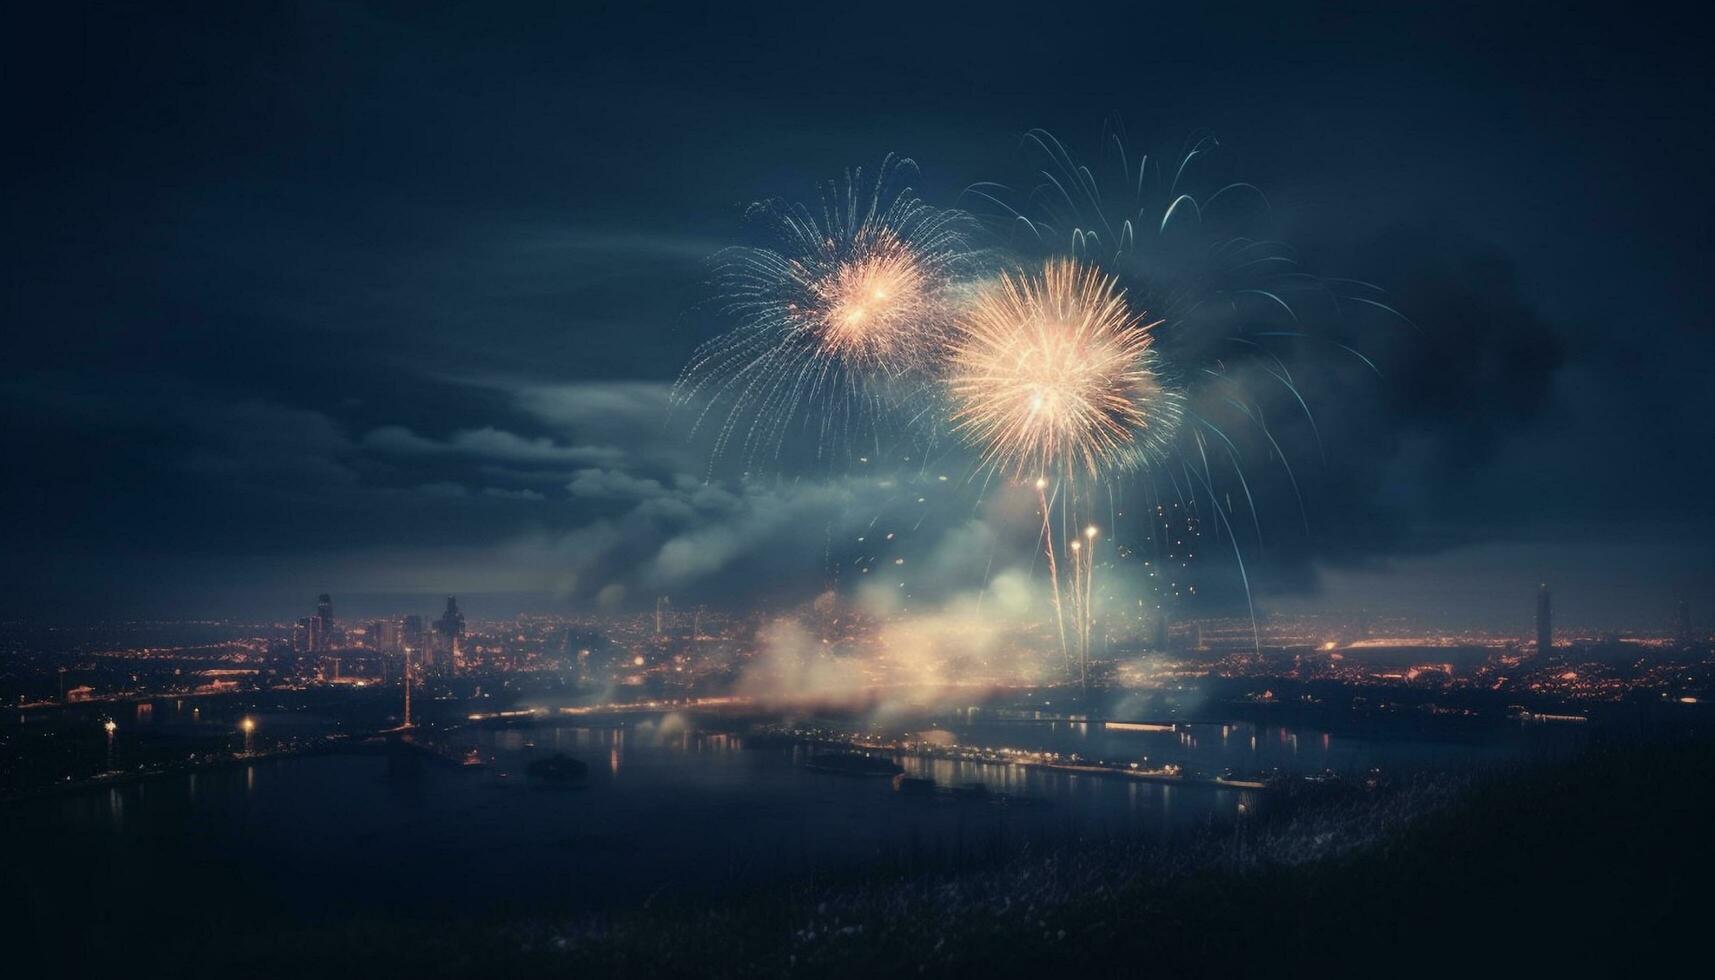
[1035,478,1068,672]
[945,259,1182,684]
[674,155,981,474]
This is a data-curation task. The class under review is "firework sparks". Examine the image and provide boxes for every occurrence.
[801,229,936,371]
[675,156,978,469]
[946,259,1181,481]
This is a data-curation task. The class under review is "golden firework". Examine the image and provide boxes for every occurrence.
[795,228,939,373]
[946,259,1178,480]
[674,156,977,469]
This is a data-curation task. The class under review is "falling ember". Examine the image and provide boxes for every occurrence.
[945,259,1180,481]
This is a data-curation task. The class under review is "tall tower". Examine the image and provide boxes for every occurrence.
[433,596,465,672]
[1535,584,1552,656]
[402,645,413,728]
[1678,598,1694,646]
[315,593,333,653]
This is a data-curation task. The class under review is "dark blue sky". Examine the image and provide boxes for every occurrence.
[4,2,1711,628]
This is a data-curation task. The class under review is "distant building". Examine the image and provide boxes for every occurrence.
[315,593,334,653]
[1535,584,1552,656]
[373,619,401,653]
[294,617,314,655]
[433,596,466,672]
[402,614,425,651]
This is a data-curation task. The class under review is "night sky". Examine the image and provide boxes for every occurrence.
[5,2,1711,628]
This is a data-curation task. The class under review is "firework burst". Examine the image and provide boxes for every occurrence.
[800,228,937,372]
[946,259,1181,482]
[675,155,979,470]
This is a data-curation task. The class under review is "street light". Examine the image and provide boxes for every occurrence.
[239,716,256,754]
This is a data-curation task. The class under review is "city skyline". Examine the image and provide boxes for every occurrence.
[15,572,1695,638]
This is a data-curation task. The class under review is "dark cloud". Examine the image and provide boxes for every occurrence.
[1245,226,1576,566]
[361,424,622,466]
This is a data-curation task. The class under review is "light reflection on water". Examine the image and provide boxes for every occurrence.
[5,715,1578,934]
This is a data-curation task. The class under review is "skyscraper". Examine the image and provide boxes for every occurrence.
[402,614,425,652]
[1678,598,1694,646]
[315,593,333,653]
[433,596,465,672]
[375,619,401,654]
[1535,584,1552,656]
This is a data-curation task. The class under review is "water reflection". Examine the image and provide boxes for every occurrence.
[6,712,1582,936]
